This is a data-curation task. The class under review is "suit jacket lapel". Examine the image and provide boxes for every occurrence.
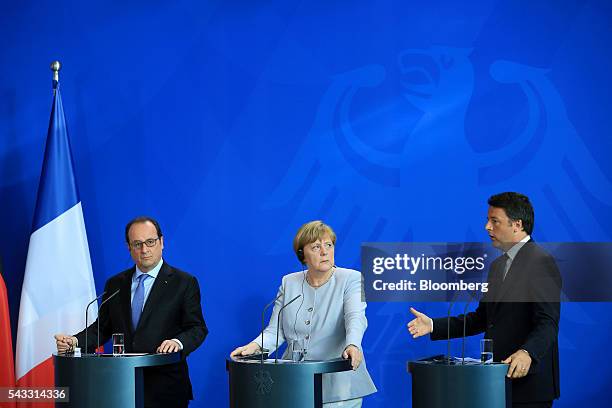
[496,239,533,302]
[135,262,173,332]
[488,256,506,315]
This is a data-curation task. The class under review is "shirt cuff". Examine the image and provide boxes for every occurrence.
[345,335,362,351]
[344,343,360,351]
[430,319,434,333]
[171,338,184,350]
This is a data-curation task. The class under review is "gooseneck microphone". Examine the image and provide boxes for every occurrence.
[446,290,461,364]
[95,289,120,354]
[84,292,106,356]
[261,294,282,364]
[274,294,302,363]
[461,290,478,365]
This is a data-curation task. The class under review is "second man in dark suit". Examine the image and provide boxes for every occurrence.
[407,192,561,408]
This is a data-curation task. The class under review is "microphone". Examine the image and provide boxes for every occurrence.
[446,290,461,364]
[95,289,120,354]
[260,294,282,364]
[84,292,106,356]
[274,294,302,363]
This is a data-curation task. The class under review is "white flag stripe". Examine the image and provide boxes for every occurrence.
[16,202,97,379]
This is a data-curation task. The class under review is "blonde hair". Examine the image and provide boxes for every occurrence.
[293,220,337,261]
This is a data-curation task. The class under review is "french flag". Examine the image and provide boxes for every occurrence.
[15,77,97,406]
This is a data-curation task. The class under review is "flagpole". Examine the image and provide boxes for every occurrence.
[50,61,61,93]
[16,61,97,400]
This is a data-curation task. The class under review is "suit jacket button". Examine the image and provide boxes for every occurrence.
[308,307,313,312]
[488,324,494,329]
[305,320,311,325]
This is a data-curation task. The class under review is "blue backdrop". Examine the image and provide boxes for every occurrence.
[1,1,611,406]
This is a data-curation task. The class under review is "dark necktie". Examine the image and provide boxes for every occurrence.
[501,253,511,281]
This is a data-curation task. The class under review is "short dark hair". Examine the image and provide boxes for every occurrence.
[125,216,163,243]
[487,192,534,235]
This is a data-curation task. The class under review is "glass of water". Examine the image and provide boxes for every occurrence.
[112,333,125,356]
[289,339,305,362]
[480,338,493,364]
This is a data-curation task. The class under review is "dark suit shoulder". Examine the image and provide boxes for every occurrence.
[160,262,197,281]
[519,241,552,259]
[516,242,559,272]
[103,267,135,286]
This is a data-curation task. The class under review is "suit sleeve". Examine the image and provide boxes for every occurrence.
[73,281,113,353]
[521,255,561,364]
[343,271,368,350]
[175,275,208,356]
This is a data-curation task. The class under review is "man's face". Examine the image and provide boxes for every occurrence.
[485,206,524,250]
[127,221,164,272]
[303,234,335,274]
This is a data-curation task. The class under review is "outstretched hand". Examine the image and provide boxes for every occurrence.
[407,307,433,339]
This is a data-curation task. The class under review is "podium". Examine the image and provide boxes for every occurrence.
[54,352,180,408]
[226,357,352,408]
[408,357,511,408]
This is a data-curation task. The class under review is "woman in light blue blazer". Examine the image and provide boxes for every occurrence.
[231,220,377,407]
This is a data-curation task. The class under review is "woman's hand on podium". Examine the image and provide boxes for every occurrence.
[343,345,362,370]
[54,334,77,353]
[407,307,433,338]
[230,342,260,357]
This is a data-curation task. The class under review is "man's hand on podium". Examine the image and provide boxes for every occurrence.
[502,349,532,379]
[407,307,433,339]
[54,334,77,353]
[157,339,181,354]
[342,345,362,370]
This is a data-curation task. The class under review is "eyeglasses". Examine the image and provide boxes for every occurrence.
[309,242,334,253]
[130,238,160,250]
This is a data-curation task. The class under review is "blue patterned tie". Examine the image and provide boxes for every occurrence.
[132,274,150,330]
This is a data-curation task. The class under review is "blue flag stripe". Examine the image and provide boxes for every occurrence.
[32,84,80,232]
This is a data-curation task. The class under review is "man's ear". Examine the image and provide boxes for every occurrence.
[514,219,524,232]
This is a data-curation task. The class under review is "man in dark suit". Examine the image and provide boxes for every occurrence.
[408,192,561,408]
[54,216,208,408]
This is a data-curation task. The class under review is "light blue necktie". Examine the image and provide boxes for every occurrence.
[132,274,150,330]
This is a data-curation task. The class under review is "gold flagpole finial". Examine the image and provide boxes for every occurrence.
[50,61,61,82]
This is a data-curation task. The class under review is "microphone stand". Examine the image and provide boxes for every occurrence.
[461,290,478,365]
[84,292,106,356]
[446,290,461,364]
[274,295,301,363]
[261,294,282,364]
[95,289,120,355]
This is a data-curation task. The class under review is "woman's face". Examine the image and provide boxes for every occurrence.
[303,234,335,274]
